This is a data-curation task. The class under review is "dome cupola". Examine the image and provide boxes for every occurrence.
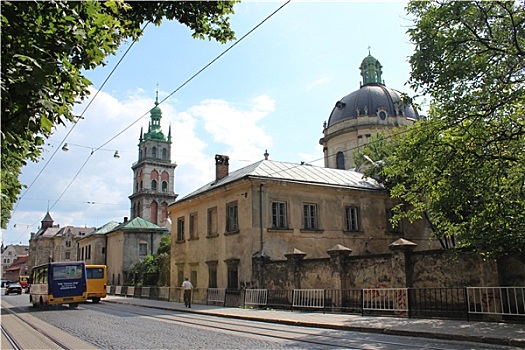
[320,51,420,170]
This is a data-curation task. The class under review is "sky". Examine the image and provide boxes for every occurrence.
[3,0,422,246]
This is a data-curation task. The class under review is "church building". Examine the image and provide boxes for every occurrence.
[129,93,178,227]
[320,52,420,168]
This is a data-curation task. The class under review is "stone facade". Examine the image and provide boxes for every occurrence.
[28,212,95,268]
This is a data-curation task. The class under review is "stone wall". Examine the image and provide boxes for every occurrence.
[256,240,522,289]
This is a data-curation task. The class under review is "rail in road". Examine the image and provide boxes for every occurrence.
[0,298,96,350]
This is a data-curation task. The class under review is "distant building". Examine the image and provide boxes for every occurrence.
[3,254,30,282]
[1,244,29,279]
[129,93,178,227]
[77,221,120,266]
[28,211,95,268]
[105,216,168,285]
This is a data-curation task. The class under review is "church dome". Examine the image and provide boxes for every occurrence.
[326,54,419,127]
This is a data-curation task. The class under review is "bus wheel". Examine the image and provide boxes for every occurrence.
[69,303,79,308]
[93,297,100,303]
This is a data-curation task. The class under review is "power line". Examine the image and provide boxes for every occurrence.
[48,1,292,210]
[12,21,151,217]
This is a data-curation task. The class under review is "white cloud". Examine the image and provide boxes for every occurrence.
[10,90,277,238]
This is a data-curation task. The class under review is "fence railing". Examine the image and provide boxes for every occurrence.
[363,288,408,315]
[107,285,524,323]
[244,289,268,306]
[467,287,525,316]
[207,288,226,305]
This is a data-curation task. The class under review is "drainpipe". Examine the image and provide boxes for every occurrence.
[259,183,265,256]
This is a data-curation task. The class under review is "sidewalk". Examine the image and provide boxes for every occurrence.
[105,295,525,348]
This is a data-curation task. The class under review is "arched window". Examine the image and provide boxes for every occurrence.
[150,201,158,224]
[162,181,168,192]
[162,148,167,160]
[336,151,345,170]
[151,179,157,190]
[152,147,157,158]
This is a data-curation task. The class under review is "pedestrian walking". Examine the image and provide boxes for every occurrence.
[181,278,193,308]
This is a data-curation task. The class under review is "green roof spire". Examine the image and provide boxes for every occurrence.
[144,89,166,141]
[359,49,383,86]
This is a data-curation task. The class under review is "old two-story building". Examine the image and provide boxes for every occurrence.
[167,53,440,291]
[28,212,95,268]
[168,154,435,290]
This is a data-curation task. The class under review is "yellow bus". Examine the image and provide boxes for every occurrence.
[86,265,107,303]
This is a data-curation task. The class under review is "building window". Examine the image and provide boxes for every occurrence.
[176,270,183,289]
[88,245,91,259]
[177,217,185,242]
[162,148,167,160]
[190,271,197,288]
[271,201,288,229]
[162,181,168,192]
[152,147,157,158]
[208,267,217,288]
[65,240,71,248]
[336,151,345,170]
[386,209,401,232]
[102,247,106,254]
[65,252,71,260]
[189,213,198,239]
[303,203,318,230]
[226,260,239,291]
[151,180,157,190]
[139,242,148,256]
[207,207,218,236]
[345,206,360,231]
[226,201,238,233]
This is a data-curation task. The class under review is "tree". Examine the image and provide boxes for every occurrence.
[1,1,237,228]
[357,1,525,259]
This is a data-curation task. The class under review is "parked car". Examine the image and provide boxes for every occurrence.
[5,282,22,295]
[1,280,13,288]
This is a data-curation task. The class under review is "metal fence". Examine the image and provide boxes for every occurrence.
[107,285,524,323]
[467,287,525,317]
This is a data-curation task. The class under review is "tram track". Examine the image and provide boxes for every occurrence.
[87,301,466,350]
[0,300,97,350]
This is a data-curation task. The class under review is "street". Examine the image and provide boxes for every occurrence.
[1,293,519,350]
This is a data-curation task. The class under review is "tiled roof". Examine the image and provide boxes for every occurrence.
[179,159,383,202]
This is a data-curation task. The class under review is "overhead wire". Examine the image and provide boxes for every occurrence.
[12,20,152,217]
[49,0,292,210]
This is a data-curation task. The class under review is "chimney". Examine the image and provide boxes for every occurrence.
[215,154,229,181]
[123,217,128,223]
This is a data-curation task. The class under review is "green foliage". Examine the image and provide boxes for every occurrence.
[1,0,237,228]
[130,234,171,286]
[357,1,525,259]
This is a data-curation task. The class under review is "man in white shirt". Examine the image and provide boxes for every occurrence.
[181,278,194,308]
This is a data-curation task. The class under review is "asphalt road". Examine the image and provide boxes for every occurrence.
[1,293,518,350]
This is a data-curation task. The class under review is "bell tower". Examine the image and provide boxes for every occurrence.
[129,92,178,226]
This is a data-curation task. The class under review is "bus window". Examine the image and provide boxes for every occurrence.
[86,265,107,303]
